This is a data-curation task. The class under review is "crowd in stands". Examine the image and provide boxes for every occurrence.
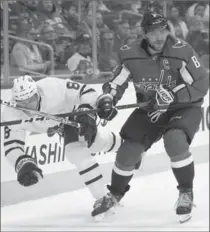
[0,0,209,81]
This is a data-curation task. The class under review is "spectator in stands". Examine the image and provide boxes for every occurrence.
[10,21,52,75]
[9,16,19,35]
[37,24,57,62]
[38,24,57,44]
[98,29,118,72]
[37,23,76,70]
[37,0,70,37]
[96,11,110,33]
[187,14,203,31]
[61,1,79,33]
[98,1,111,13]
[113,20,130,52]
[149,1,163,14]
[130,0,142,14]
[55,34,76,69]
[172,23,185,40]
[77,10,101,48]
[67,35,97,79]
[125,33,138,44]
[85,1,111,14]
[168,5,189,39]
[117,0,143,23]
[11,0,40,30]
[130,20,144,40]
[1,27,16,78]
[194,2,209,20]
[186,2,209,23]
[186,16,209,57]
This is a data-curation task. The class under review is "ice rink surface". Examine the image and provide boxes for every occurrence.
[1,162,209,231]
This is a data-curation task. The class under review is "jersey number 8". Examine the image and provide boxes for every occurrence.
[191,56,201,68]
[4,126,11,139]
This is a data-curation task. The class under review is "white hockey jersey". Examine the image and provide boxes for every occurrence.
[2,77,99,167]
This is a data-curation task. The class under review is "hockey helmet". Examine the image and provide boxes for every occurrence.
[12,75,38,101]
[141,12,168,33]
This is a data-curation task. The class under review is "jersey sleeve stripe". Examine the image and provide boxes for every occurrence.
[85,174,103,185]
[112,65,131,86]
[80,88,95,96]
[113,163,135,176]
[180,61,194,84]
[173,84,186,93]
[4,140,25,146]
[79,84,87,96]
[79,163,99,175]
[5,147,24,156]
[171,155,193,168]
[106,132,116,152]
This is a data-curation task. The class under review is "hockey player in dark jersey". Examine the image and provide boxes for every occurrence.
[93,12,209,223]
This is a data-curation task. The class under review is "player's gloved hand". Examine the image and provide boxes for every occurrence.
[47,123,64,137]
[74,104,97,147]
[15,155,43,187]
[96,93,118,121]
[148,85,175,123]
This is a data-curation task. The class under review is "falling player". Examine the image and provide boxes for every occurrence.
[2,75,120,215]
[91,12,209,223]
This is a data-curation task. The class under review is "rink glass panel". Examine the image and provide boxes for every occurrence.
[1,0,209,88]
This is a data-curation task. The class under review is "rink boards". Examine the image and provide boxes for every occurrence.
[1,83,209,206]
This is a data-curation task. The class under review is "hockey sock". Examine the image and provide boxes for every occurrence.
[78,159,106,200]
[172,162,195,189]
[65,143,106,200]
[110,169,133,195]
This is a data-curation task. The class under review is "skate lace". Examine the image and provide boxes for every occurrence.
[94,193,118,209]
[174,192,196,209]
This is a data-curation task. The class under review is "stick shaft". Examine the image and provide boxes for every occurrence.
[0,99,79,128]
[1,99,149,127]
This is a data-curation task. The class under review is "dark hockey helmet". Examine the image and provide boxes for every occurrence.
[141,12,168,33]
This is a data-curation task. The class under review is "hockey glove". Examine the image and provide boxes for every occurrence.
[15,155,43,187]
[96,93,118,121]
[47,124,64,137]
[148,85,175,123]
[74,104,97,147]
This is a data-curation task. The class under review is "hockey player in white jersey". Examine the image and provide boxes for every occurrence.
[2,75,121,216]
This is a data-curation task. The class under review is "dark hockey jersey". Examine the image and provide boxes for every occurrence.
[103,35,209,110]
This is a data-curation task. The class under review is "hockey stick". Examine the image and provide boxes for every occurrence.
[58,101,150,118]
[0,99,80,128]
[99,101,150,127]
[0,100,149,127]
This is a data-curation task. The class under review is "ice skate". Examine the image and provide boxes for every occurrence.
[175,187,195,223]
[91,192,119,221]
[92,185,129,221]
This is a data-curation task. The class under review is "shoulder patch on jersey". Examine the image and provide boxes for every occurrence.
[172,40,186,49]
[120,44,131,51]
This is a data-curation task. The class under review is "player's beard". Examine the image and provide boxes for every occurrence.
[145,29,169,54]
[148,40,165,53]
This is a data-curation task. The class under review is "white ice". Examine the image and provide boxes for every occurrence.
[1,163,209,231]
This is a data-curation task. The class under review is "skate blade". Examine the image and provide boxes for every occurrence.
[177,214,192,223]
[93,207,116,222]
[93,213,106,222]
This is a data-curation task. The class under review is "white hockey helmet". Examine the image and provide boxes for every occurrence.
[12,75,38,101]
